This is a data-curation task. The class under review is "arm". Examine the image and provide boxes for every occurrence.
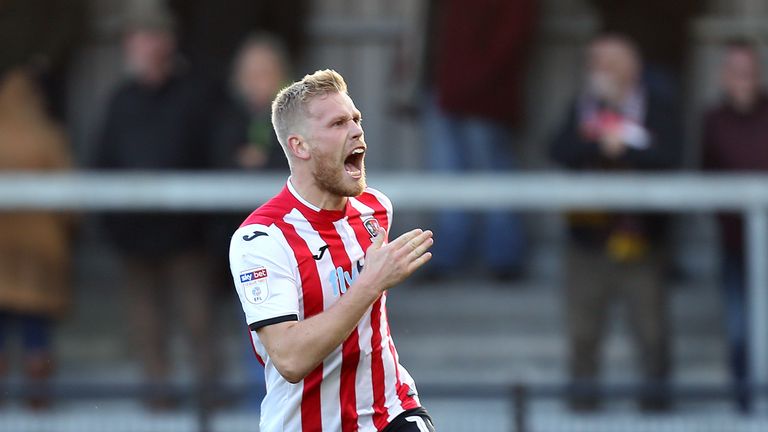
[257,228,433,383]
[618,95,683,170]
[700,111,721,172]
[90,94,120,169]
[549,105,603,169]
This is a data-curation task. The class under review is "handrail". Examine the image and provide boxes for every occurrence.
[0,172,766,211]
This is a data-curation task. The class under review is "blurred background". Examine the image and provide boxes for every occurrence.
[2,0,768,430]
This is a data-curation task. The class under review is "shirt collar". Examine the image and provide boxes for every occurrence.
[285,177,348,222]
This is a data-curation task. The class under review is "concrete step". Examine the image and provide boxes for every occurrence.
[55,247,730,387]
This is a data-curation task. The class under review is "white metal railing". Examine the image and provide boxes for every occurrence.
[1,172,767,211]
[1,172,767,407]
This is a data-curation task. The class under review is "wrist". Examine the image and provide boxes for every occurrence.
[351,273,384,301]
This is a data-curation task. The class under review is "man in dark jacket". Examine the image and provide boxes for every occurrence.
[550,34,682,412]
[92,9,219,409]
[702,39,768,413]
[209,33,290,254]
[211,33,289,172]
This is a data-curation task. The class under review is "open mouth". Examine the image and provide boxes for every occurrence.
[344,147,365,179]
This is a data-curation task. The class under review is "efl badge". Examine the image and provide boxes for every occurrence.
[363,217,381,238]
[239,267,269,304]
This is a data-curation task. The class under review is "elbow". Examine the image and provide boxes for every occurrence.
[273,357,310,384]
[285,376,304,385]
[260,323,319,384]
[281,369,306,385]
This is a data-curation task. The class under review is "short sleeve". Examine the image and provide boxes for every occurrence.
[229,224,300,330]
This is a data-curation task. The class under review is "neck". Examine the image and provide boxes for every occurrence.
[729,94,760,113]
[606,84,636,107]
[290,173,347,211]
[136,61,174,87]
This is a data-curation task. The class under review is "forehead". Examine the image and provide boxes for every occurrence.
[724,49,759,68]
[126,29,174,43]
[242,46,280,67]
[589,41,635,63]
[305,92,360,121]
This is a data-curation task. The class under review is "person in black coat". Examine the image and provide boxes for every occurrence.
[211,33,290,172]
[208,33,291,264]
[550,34,682,412]
[701,40,768,413]
[91,9,220,410]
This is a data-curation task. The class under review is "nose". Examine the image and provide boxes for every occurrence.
[349,121,363,140]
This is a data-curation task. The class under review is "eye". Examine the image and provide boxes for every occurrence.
[354,117,362,125]
[332,119,345,127]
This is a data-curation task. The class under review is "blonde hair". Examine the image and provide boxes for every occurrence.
[271,69,348,150]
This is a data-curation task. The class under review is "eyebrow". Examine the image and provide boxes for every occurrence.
[327,115,348,125]
[327,112,362,125]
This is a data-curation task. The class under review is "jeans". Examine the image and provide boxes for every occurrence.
[423,96,525,272]
[721,252,750,411]
[0,312,51,353]
[123,250,216,392]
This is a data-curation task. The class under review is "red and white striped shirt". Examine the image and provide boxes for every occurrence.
[230,180,421,432]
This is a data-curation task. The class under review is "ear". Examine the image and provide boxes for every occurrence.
[286,134,311,161]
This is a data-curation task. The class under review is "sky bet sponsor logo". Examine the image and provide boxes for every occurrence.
[328,260,364,297]
[240,267,269,305]
[240,267,268,283]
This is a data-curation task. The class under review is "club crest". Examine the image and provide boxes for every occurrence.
[363,217,381,238]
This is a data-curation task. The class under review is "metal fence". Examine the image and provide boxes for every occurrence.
[1,380,768,431]
[1,171,768,431]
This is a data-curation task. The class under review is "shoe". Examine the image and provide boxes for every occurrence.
[24,352,54,410]
[0,354,8,406]
[639,397,672,413]
[490,268,524,283]
[567,380,601,413]
[736,396,752,414]
[147,396,180,412]
[568,397,600,413]
[734,381,752,414]
[638,380,672,413]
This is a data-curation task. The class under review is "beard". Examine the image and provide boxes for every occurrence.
[312,150,366,197]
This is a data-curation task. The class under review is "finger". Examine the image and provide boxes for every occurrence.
[406,252,432,274]
[400,229,432,253]
[369,228,386,251]
[403,230,432,255]
[389,228,423,249]
[408,236,434,260]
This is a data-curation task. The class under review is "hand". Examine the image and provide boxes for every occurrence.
[598,127,627,159]
[358,228,433,294]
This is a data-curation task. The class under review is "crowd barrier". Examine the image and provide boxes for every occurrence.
[1,172,767,430]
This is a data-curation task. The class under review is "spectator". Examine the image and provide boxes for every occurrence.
[701,39,768,413]
[211,33,290,171]
[91,7,219,410]
[168,0,307,83]
[589,0,703,78]
[209,34,291,407]
[209,33,290,280]
[0,0,87,121]
[422,0,536,281]
[550,34,682,412]
[0,68,73,409]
